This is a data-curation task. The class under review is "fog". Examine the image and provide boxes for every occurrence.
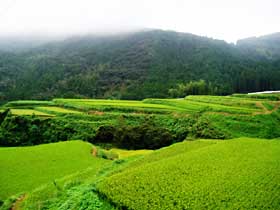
[0,0,279,42]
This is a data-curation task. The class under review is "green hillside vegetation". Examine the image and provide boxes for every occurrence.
[1,29,280,210]
[0,140,150,210]
[1,94,280,147]
[0,141,109,200]
[0,95,279,209]
[1,30,280,101]
[1,138,279,210]
[35,106,83,114]
[9,109,53,116]
[97,138,280,210]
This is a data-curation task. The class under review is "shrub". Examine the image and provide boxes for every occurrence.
[190,117,228,139]
[93,126,117,144]
[94,123,174,150]
[96,149,119,160]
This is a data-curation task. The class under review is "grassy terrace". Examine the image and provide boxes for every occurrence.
[0,94,279,209]
[1,138,278,209]
[98,138,280,210]
[9,109,54,117]
[0,141,109,200]
[5,94,278,116]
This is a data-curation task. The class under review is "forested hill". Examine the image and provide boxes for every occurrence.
[237,33,280,60]
[0,29,280,101]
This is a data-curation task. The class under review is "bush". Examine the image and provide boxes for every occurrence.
[189,117,228,139]
[93,126,117,144]
[96,149,119,160]
[94,123,174,150]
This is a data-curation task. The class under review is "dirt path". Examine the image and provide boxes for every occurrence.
[255,102,270,114]
[91,147,97,157]
[10,194,26,210]
[273,101,280,112]
[206,101,280,117]
[254,101,280,115]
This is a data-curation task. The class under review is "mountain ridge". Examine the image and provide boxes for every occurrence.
[0,29,280,101]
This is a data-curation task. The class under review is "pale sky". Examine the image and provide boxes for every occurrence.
[0,0,279,42]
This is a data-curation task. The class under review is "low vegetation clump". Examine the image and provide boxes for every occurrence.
[0,115,78,146]
[94,122,173,150]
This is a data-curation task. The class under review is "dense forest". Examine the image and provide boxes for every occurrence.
[0,29,280,102]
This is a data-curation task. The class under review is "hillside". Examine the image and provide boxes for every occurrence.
[1,29,280,102]
[237,33,280,60]
[1,94,280,148]
[1,138,279,209]
[98,138,280,209]
[0,94,280,209]
[0,141,109,200]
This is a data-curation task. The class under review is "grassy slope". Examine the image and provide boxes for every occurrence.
[35,106,83,114]
[2,95,280,140]
[1,95,280,209]
[0,141,108,200]
[98,138,280,210]
[9,109,53,116]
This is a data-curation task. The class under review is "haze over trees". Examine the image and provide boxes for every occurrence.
[1,29,280,210]
[0,29,280,102]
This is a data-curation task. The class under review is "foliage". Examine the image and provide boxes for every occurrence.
[168,80,217,97]
[9,108,53,116]
[232,93,280,101]
[1,30,280,101]
[1,95,280,147]
[94,123,174,150]
[43,185,115,210]
[189,116,229,139]
[0,116,75,146]
[95,148,119,160]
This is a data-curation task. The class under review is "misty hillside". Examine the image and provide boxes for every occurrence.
[237,33,280,60]
[0,29,280,101]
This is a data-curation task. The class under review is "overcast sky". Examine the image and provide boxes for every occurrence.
[0,0,279,42]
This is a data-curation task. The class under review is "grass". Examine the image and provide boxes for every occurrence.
[144,97,260,114]
[4,100,54,107]
[186,95,260,109]
[0,141,109,200]
[53,98,180,113]
[1,95,280,209]
[2,95,280,141]
[232,93,280,101]
[262,102,275,111]
[9,109,54,116]
[97,138,280,210]
[35,106,83,114]
[109,148,153,159]
[4,94,279,117]
[1,138,280,209]
[206,112,280,138]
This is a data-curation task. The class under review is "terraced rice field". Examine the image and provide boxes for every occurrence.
[97,138,280,210]
[9,109,53,116]
[0,141,108,200]
[35,106,83,114]
[3,94,279,117]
